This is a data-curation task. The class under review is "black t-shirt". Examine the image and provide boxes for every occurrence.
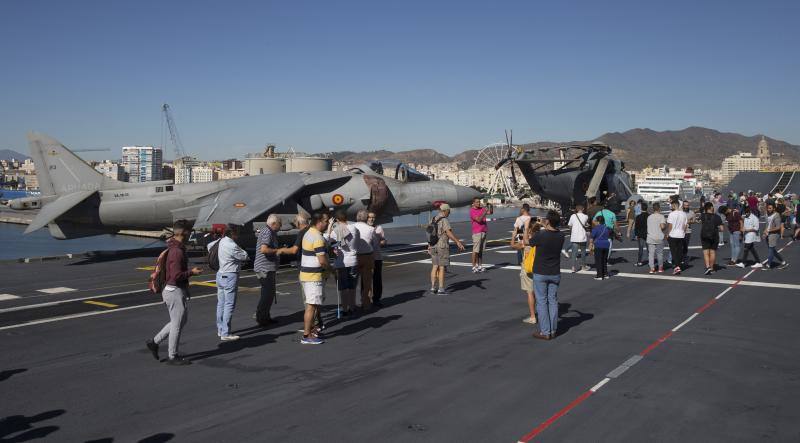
[634,213,649,238]
[529,229,565,276]
[294,226,311,262]
[700,213,723,239]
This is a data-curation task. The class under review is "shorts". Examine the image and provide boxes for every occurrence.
[519,270,533,293]
[430,247,450,267]
[701,237,719,250]
[472,232,487,254]
[336,267,358,290]
[301,281,325,305]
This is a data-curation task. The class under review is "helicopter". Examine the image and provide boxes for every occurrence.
[495,130,641,213]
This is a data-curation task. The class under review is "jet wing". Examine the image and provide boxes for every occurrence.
[24,190,96,234]
[190,174,307,229]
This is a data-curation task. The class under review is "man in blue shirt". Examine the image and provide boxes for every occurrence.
[209,224,250,341]
[592,203,618,260]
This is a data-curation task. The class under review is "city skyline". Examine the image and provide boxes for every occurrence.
[1,1,798,160]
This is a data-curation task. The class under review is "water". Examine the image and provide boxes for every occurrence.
[0,189,37,200]
[0,205,528,260]
[0,223,164,260]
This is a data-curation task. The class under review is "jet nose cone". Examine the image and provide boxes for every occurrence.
[455,186,481,208]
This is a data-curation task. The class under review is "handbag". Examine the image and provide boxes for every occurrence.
[523,246,536,274]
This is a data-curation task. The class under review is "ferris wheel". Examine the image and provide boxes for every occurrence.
[473,134,524,200]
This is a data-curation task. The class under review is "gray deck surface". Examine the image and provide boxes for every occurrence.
[1,219,798,442]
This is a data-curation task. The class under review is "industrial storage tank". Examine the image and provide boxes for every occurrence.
[244,156,286,175]
[244,144,286,175]
[286,157,333,173]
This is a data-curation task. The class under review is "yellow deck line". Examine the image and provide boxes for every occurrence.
[83,300,119,308]
[190,281,217,287]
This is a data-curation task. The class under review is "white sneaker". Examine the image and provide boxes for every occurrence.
[750,263,763,269]
[561,250,570,258]
[220,335,240,341]
[522,317,537,324]
[471,267,478,274]
[735,262,745,268]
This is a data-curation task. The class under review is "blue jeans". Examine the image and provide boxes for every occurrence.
[533,274,560,336]
[570,242,587,269]
[216,272,239,336]
[637,237,647,263]
[729,231,742,263]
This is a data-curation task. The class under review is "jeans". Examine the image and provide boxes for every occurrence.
[683,233,691,261]
[729,231,742,263]
[216,272,239,336]
[154,286,188,359]
[648,242,664,269]
[570,242,587,269]
[533,274,560,336]
[768,243,784,267]
[594,248,609,278]
[255,270,276,324]
[637,237,647,264]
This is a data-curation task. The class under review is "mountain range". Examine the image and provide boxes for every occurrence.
[3,127,798,170]
[331,127,800,170]
[0,149,29,161]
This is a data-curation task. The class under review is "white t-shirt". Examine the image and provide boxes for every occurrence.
[329,223,358,268]
[514,215,531,231]
[568,213,589,243]
[666,210,688,239]
[372,225,385,260]
[353,222,377,254]
[743,214,760,243]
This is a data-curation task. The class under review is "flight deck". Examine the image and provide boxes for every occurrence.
[1,218,798,442]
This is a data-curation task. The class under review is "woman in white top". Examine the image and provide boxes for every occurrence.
[567,205,590,272]
[328,211,360,315]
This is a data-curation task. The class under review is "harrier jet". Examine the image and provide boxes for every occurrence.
[11,133,479,241]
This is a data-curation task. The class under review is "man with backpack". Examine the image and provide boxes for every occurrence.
[428,203,465,295]
[146,220,202,366]
[699,202,724,275]
[208,224,250,342]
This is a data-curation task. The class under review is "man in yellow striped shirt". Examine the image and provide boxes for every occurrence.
[300,212,332,344]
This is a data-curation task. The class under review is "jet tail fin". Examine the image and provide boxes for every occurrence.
[27,132,109,196]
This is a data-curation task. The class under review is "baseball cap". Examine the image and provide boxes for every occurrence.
[439,203,451,211]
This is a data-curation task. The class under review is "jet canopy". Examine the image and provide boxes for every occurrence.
[348,161,430,183]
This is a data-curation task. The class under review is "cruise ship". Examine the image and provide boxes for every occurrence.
[636,175,696,202]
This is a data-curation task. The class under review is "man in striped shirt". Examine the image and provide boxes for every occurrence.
[300,212,332,345]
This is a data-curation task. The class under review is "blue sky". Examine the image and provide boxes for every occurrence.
[1,0,798,160]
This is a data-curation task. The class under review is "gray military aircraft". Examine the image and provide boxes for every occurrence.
[496,132,640,212]
[11,133,479,241]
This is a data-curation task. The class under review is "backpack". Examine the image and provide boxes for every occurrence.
[148,248,170,294]
[426,217,442,246]
[701,213,718,239]
[207,240,221,271]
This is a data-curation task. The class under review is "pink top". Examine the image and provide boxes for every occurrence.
[470,207,488,234]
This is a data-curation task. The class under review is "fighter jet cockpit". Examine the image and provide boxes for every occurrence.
[348,160,430,183]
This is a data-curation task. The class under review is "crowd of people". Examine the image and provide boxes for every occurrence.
[145,208,388,364]
[512,190,797,341]
[144,190,797,363]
